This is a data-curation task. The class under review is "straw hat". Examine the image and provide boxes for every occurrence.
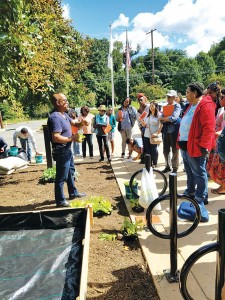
[98,105,106,111]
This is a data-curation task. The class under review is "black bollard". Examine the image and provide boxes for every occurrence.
[42,125,54,168]
[164,172,179,282]
[145,154,151,172]
[216,208,225,300]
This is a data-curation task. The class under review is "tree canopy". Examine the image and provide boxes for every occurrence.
[1,0,225,119]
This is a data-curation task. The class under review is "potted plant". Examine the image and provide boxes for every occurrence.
[124,180,138,199]
[120,217,144,241]
[129,198,145,213]
[39,167,56,184]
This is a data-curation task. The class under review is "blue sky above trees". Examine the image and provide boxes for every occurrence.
[62,0,225,57]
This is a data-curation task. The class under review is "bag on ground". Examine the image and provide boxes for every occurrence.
[178,201,209,222]
[139,168,161,210]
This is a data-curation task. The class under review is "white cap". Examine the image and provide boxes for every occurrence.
[166,90,177,97]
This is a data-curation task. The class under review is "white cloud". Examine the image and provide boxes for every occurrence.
[111,13,129,29]
[62,3,70,20]
[111,0,225,57]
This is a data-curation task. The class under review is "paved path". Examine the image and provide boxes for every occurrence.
[0,120,224,300]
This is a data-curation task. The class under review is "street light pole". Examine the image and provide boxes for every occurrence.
[146,29,156,85]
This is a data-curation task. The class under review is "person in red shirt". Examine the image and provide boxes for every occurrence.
[178,82,216,222]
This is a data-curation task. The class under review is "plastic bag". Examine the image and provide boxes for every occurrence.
[139,168,161,210]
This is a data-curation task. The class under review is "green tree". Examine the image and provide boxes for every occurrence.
[195,51,216,83]
[172,58,202,93]
[0,0,89,117]
[215,50,225,73]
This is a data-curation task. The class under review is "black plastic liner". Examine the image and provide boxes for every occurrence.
[0,208,87,300]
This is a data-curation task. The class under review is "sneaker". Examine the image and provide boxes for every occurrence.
[69,192,86,200]
[99,158,104,162]
[108,158,111,163]
[172,169,177,173]
[162,166,172,173]
[121,153,125,158]
[56,201,70,207]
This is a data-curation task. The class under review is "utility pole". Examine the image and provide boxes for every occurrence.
[146,29,156,85]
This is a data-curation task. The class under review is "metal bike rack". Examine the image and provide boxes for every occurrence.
[146,173,201,283]
[180,209,225,300]
[129,154,168,198]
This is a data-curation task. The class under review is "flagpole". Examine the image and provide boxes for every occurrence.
[126,29,129,98]
[109,24,115,114]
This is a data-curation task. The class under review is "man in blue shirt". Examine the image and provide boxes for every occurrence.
[48,93,86,207]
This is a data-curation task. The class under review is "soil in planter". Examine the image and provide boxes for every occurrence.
[0,162,159,300]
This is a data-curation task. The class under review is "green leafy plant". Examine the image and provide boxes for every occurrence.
[39,167,79,184]
[129,198,139,208]
[124,179,138,186]
[120,217,144,236]
[70,195,113,215]
[78,133,86,142]
[98,232,117,242]
[39,167,56,184]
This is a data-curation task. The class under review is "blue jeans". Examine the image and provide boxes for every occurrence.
[19,138,32,161]
[54,147,78,204]
[181,150,208,203]
[72,142,81,155]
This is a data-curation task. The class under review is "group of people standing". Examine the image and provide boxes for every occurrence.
[113,82,225,223]
[47,83,225,221]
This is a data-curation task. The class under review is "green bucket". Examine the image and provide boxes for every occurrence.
[125,183,138,199]
[35,155,43,163]
[10,146,18,156]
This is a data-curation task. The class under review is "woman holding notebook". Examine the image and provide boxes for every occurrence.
[158,90,181,173]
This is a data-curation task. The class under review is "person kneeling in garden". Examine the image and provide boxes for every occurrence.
[126,137,143,161]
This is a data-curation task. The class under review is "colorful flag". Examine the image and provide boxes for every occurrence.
[125,31,131,69]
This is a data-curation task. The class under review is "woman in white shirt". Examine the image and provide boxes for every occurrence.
[142,102,162,167]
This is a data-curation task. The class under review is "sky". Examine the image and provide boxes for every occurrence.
[62,0,225,57]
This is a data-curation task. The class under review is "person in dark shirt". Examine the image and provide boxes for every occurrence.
[0,137,8,159]
[126,137,143,160]
[47,93,87,207]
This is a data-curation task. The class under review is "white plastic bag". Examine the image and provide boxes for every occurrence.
[139,168,161,210]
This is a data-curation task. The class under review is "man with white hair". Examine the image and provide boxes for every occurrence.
[159,90,181,173]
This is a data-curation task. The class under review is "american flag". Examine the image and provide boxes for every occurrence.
[125,31,131,69]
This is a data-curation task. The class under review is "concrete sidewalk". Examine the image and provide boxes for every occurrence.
[110,123,222,300]
[1,120,223,300]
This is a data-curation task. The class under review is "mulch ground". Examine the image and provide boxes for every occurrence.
[0,162,159,300]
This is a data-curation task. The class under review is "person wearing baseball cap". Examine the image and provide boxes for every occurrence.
[159,89,181,173]
[166,90,178,97]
